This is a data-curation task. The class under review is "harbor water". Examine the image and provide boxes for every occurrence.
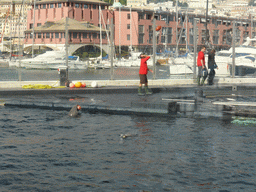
[0,106,255,191]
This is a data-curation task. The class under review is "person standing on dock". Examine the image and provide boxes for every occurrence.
[138,54,153,95]
[207,49,218,85]
[197,46,207,86]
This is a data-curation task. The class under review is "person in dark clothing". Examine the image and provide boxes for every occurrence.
[68,105,81,117]
[207,49,218,85]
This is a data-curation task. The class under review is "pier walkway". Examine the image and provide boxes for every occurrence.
[1,77,256,118]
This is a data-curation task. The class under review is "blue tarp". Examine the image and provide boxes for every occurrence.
[102,54,108,60]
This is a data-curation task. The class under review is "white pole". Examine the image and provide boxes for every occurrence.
[232,21,236,78]
[130,7,132,51]
[175,0,178,57]
[32,0,35,58]
[193,18,197,79]
[119,6,121,59]
[186,12,188,53]
[65,17,69,79]
[153,19,156,79]
[99,6,102,62]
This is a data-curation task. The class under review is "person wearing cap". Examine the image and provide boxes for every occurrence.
[68,104,81,117]
[197,46,207,86]
[208,49,218,85]
[138,54,153,96]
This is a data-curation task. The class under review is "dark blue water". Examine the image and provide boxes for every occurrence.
[0,106,255,191]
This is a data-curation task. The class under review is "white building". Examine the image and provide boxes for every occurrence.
[127,0,148,7]
[188,0,213,9]
[0,0,31,49]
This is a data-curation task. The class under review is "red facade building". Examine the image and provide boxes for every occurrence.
[24,0,256,54]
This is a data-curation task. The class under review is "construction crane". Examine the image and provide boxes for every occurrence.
[0,6,11,43]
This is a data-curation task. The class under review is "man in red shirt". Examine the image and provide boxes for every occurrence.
[138,54,153,95]
[197,46,207,86]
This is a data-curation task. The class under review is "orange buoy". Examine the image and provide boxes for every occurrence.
[75,82,82,88]
[77,105,81,110]
[81,82,86,88]
[69,83,75,88]
[156,26,161,31]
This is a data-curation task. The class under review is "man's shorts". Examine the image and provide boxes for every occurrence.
[139,74,148,84]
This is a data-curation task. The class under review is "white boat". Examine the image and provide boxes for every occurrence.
[14,51,88,70]
[227,54,256,76]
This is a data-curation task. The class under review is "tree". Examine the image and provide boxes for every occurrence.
[119,0,126,5]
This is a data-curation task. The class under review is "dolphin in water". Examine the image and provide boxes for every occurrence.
[68,105,81,117]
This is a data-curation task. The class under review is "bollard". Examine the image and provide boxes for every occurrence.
[232,86,237,91]
[58,66,68,86]
[168,102,177,114]
[195,89,204,103]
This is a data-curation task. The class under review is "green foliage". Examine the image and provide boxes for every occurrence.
[119,0,126,5]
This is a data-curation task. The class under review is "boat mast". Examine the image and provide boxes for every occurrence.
[175,0,178,57]
[130,7,132,52]
[10,0,13,60]
[119,6,121,58]
[205,0,209,47]
[65,17,69,79]
[32,0,35,58]
[186,12,188,53]
[99,5,102,63]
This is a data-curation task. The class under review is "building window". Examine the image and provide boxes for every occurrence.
[43,33,45,38]
[93,33,97,39]
[73,32,77,38]
[138,13,144,20]
[84,4,88,8]
[35,5,38,9]
[127,24,130,29]
[161,36,165,43]
[93,5,97,9]
[102,33,106,39]
[83,33,87,38]
[58,3,62,8]
[55,32,59,38]
[138,34,144,44]
[138,25,144,33]
[37,23,41,27]
[29,23,33,29]
[101,5,105,10]
[50,4,54,8]
[147,14,152,20]
[75,4,80,8]
[127,34,130,40]
[42,4,46,9]
[127,14,130,19]
[46,33,50,38]
[51,33,54,38]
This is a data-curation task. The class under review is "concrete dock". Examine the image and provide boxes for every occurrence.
[1,77,256,118]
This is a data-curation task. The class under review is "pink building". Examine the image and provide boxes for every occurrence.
[24,0,256,55]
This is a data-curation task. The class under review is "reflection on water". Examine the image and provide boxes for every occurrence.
[0,107,255,191]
